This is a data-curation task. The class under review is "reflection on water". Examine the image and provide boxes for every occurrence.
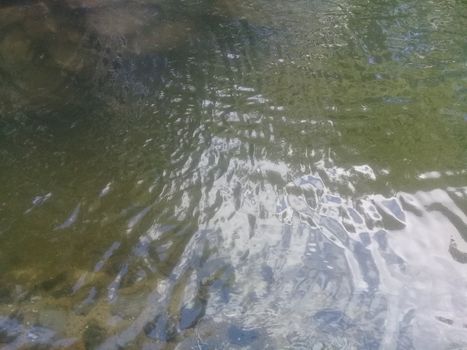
[0,0,466,348]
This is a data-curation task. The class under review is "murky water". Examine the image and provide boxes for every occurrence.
[0,0,466,348]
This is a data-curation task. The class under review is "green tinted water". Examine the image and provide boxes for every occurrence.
[0,0,466,348]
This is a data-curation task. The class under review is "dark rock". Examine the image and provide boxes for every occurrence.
[83,321,106,350]
[179,299,206,330]
[144,313,176,342]
[37,271,68,292]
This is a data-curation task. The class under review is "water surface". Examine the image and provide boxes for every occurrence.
[0,0,466,348]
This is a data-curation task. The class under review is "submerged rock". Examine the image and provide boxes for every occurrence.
[83,320,106,349]
[179,299,206,330]
[144,313,177,342]
[37,272,69,292]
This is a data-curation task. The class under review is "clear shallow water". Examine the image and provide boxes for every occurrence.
[0,0,466,349]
